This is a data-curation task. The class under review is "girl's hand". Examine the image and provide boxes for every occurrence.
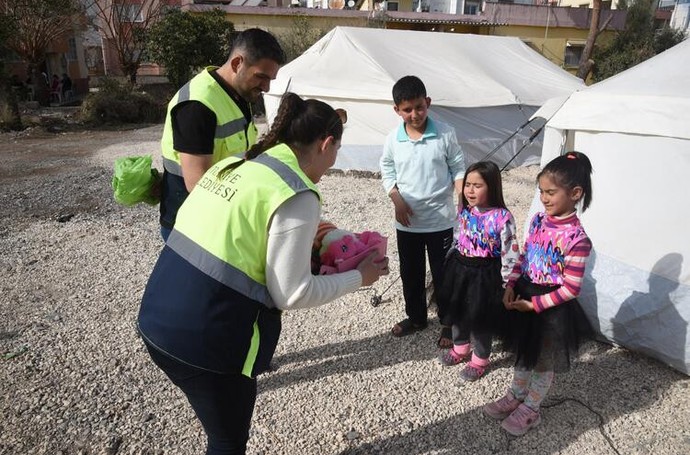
[502,287,515,309]
[509,298,534,312]
[357,252,390,287]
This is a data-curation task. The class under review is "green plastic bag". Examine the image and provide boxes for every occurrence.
[112,155,161,207]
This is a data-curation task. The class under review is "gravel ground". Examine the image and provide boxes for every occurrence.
[1,125,689,455]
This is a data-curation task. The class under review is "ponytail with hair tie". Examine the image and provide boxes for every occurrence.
[539,150,594,211]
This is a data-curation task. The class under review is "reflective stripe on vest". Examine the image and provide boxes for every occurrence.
[160,67,257,177]
[166,228,272,305]
[167,144,320,308]
[242,317,262,377]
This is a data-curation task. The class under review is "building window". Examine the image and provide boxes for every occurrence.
[564,43,584,67]
[116,3,144,22]
[464,1,480,14]
[386,1,399,10]
[67,38,78,61]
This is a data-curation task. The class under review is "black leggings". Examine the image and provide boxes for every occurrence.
[452,322,492,359]
[145,343,257,455]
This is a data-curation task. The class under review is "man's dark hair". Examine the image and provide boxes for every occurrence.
[392,75,427,105]
[231,28,286,65]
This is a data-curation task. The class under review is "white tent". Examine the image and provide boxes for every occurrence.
[530,39,690,374]
[265,26,585,171]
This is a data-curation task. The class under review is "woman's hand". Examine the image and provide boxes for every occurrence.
[356,252,390,286]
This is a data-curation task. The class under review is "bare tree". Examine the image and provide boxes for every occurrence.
[0,0,82,105]
[0,12,21,129]
[82,0,168,84]
[576,0,614,81]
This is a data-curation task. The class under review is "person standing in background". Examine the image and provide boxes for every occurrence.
[380,75,465,345]
[60,73,72,98]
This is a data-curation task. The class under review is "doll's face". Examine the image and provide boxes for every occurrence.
[328,236,360,259]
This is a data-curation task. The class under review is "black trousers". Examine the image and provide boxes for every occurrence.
[396,228,453,326]
[145,343,257,455]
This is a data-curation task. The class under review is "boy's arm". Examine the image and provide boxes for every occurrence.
[445,127,466,182]
[380,134,414,226]
[379,135,397,193]
[454,178,464,199]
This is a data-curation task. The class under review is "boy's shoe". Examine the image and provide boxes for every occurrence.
[501,403,542,436]
[437,348,470,366]
[458,362,486,382]
[483,390,522,420]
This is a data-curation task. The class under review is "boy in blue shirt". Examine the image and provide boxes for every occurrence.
[380,75,465,345]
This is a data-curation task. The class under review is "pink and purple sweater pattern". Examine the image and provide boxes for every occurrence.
[456,206,513,258]
[521,212,589,286]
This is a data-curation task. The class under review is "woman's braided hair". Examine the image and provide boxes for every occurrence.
[246,92,343,160]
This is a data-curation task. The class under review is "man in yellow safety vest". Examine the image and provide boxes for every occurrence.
[158,28,286,240]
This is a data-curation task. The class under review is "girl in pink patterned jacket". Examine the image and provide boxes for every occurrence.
[484,151,594,437]
[436,161,519,382]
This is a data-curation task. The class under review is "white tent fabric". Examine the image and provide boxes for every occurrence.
[530,39,690,374]
[265,26,584,171]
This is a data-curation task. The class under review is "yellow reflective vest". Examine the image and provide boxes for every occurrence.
[140,144,320,377]
[160,67,258,178]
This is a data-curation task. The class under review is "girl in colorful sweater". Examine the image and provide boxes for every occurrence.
[436,161,519,382]
[484,151,594,436]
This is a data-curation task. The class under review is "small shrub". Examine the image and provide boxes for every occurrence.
[80,77,164,125]
[0,97,22,131]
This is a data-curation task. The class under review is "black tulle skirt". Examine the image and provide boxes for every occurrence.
[497,276,593,373]
[437,250,504,334]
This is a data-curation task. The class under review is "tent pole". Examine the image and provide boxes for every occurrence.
[480,117,536,162]
[500,124,545,172]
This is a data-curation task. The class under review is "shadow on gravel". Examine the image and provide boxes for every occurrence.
[262,318,517,396]
[261,328,443,394]
[334,342,686,455]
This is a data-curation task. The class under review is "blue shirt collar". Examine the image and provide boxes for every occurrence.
[396,117,438,142]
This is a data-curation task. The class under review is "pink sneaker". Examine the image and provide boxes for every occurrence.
[501,403,541,436]
[483,390,521,420]
[437,348,470,366]
[459,362,486,382]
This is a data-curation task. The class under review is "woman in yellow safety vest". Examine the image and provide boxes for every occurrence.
[138,92,389,455]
